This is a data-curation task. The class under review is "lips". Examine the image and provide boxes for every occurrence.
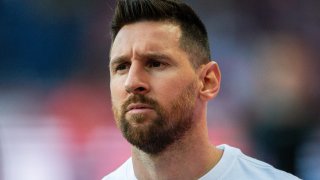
[126,103,153,112]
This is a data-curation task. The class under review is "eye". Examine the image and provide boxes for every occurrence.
[149,61,161,67]
[114,63,130,73]
[147,60,166,69]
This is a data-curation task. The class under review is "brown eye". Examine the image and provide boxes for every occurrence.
[149,61,161,67]
[147,60,167,70]
[116,64,127,70]
[114,63,130,73]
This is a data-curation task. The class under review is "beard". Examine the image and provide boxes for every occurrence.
[113,80,198,155]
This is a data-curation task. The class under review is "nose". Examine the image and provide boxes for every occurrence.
[124,63,150,95]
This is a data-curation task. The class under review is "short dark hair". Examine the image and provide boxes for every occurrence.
[110,0,211,68]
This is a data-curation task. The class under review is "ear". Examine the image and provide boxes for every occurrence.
[198,61,221,101]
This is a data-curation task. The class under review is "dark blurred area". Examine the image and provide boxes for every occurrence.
[1,0,319,179]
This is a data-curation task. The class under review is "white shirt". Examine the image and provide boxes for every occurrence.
[102,144,300,180]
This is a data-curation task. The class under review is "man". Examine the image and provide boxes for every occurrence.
[104,0,300,179]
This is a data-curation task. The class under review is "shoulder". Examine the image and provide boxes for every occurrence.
[234,149,300,179]
[202,144,301,180]
[102,158,135,180]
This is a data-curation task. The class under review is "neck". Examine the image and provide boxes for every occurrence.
[131,107,223,180]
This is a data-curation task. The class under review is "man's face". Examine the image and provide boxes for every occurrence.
[109,21,200,154]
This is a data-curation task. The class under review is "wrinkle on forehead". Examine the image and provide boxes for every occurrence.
[110,21,182,62]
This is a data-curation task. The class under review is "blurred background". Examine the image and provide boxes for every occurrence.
[1,0,319,179]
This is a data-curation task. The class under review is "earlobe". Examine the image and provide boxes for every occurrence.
[199,61,221,101]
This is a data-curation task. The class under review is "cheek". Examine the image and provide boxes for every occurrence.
[110,81,124,127]
[154,77,190,107]
[110,79,125,108]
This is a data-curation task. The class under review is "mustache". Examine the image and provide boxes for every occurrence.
[121,94,159,112]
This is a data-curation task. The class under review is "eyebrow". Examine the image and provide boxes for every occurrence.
[110,52,172,66]
[143,52,172,61]
[110,55,127,64]
[109,55,129,70]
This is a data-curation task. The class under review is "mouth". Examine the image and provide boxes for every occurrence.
[126,103,153,113]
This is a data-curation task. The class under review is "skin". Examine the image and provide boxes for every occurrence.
[110,21,222,180]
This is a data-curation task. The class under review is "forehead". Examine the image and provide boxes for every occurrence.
[110,21,182,60]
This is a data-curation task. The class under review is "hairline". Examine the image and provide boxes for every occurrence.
[111,19,209,70]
